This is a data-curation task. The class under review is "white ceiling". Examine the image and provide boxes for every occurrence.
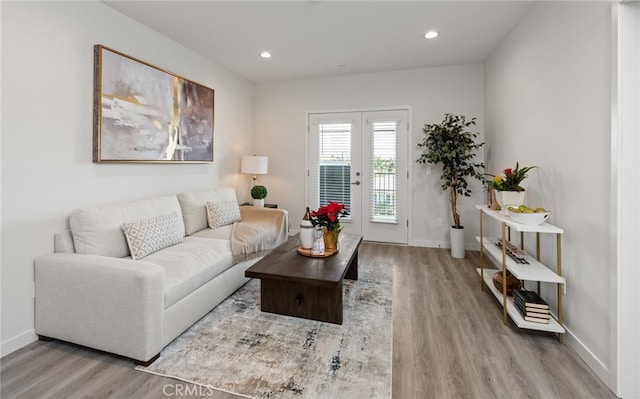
[103,1,533,83]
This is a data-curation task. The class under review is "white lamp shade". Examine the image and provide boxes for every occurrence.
[241,155,268,175]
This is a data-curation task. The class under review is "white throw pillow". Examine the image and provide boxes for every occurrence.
[206,200,241,229]
[122,212,184,260]
[177,188,238,236]
[70,194,184,258]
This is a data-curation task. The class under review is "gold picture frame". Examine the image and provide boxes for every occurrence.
[93,45,214,163]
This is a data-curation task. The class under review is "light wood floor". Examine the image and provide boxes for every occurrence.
[1,244,616,399]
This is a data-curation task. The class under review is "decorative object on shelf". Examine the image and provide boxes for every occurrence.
[93,45,214,163]
[495,191,526,214]
[416,113,485,258]
[309,201,349,252]
[513,289,550,324]
[513,289,550,309]
[494,239,528,264]
[490,189,500,211]
[507,206,551,226]
[299,207,314,249]
[492,270,522,296]
[485,163,536,192]
[485,163,536,214]
[250,185,267,207]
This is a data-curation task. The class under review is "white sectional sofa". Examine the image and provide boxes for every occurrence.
[34,187,288,365]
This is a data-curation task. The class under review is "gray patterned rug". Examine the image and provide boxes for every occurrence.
[136,261,393,398]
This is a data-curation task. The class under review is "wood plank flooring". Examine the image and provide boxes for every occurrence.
[1,244,616,399]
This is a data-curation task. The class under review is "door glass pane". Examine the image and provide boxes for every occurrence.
[317,123,351,218]
[369,121,398,223]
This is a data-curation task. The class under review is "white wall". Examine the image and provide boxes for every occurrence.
[254,65,485,247]
[0,1,255,356]
[485,0,613,388]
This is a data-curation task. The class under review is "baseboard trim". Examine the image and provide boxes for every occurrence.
[1,329,37,358]
[410,239,449,248]
[563,324,611,391]
[410,239,480,251]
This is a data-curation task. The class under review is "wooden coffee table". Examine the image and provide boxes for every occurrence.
[245,233,362,324]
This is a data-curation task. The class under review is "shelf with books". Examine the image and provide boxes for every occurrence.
[476,204,565,340]
[476,268,565,333]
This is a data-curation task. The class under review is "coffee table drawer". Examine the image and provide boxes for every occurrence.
[260,279,343,324]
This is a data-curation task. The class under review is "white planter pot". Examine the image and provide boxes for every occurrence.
[496,191,526,214]
[450,226,465,259]
[253,198,264,207]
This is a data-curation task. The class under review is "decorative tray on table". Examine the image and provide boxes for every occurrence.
[296,247,339,258]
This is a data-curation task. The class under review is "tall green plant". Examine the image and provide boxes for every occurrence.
[416,113,485,228]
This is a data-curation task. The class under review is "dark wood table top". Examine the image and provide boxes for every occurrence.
[245,233,363,287]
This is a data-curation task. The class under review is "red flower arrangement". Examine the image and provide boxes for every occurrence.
[309,201,349,232]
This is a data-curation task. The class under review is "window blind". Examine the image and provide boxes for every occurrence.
[317,123,352,214]
[369,121,398,223]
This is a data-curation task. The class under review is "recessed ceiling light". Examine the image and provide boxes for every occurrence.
[260,51,272,58]
[424,31,439,39]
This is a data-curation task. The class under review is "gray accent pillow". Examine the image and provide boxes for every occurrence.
[206,200,241,229]
[122,212,184,260]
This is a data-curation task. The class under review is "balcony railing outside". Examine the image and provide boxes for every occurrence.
[372,171,396,221]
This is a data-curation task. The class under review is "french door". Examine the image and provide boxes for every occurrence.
[307,109,409,244]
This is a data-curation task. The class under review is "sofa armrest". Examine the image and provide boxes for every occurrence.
[240,207,289,233]
[234,207,289,254]
[34,253,164,363]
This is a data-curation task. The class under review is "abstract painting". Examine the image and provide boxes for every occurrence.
[93,45,214,163]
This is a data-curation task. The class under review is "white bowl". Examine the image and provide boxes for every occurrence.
[507,209,551,225]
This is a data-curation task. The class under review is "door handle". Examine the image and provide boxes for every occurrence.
[351,180,361,185]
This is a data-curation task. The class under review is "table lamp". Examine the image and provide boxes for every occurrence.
[241,155,268,185]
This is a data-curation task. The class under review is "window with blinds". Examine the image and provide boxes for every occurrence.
[317,123,352,216]
[369,121,398,223]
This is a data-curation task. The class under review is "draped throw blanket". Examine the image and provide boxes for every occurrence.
[231,207,288,263]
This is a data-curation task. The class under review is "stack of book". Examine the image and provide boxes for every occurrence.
[513,289,550,324]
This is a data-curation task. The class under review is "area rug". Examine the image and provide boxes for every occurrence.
[136,260,393,399]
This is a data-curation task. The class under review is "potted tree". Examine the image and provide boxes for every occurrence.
[416,113,485,258]
[250,185,267,207]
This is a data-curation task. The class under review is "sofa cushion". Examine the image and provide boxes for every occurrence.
[190,224,234,241]
[122,212,184,260]
[206,200,241,229]
[70,195,185,258]
[177,188,238,236]
[142,236,233,308]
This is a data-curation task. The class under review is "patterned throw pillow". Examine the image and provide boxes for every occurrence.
[122,212,184,260]
[206,200,241,229]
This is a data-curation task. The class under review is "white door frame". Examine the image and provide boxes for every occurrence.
[610,3,640,398]
[305,106,413,245]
